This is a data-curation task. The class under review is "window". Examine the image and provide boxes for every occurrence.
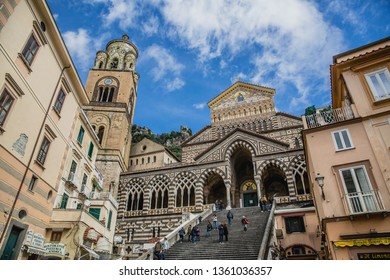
[89,208,101,220]
[60,193,69,209]
[88,142,94,158]
[36,136,50,165]
[53,89,66,113]
[77,126,85,144]
[68,160,77,180]
[81,174,87,192]
[153,156,156,162]
[50,231,62,242]
[340,166,378,213]
[332,129,353,151]
[97,126,104,145]
[365,68,390,101]
[0,89,14,127]
[285,216,305,234]
[107,210,113,229]
[21,34,39,65]
[28,175,38,192]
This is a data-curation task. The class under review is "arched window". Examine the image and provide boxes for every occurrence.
[111,58,118,69]
[98,61,103,69]
[175,173,196,207]
[108,88,114,102]
[149,175,170,210]
[97,126,104,145]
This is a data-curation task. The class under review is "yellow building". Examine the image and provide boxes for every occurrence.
[0,0,118,260]
[302,37,390,259]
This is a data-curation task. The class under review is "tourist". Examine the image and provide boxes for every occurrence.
[213,214,218,230]
[191,226,197,243]
[223,223,229,242]
[205,220,212,237]
[226,210,234,226]
[241,216,250,231]
[219,200,224,211]
[178,227,185,242]
[195,225,201,242]
[187,225,192,242]
[214,200,220,211]
[160,237,169,260]
[154,240,162,260]
[261,195,268,211]
[218,223,224,243]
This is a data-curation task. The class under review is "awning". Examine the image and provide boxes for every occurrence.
[80,244,100,259]
[95,237,110,253]
[26,245,46,256]
[334,237,390,247]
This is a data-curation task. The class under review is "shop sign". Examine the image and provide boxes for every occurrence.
[24,230,34,245]
[31,233,45,248]
[44,243,66,256]
[357,252,390,260]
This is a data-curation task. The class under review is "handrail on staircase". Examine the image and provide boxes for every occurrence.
[136,205,214,260]
[257,202,276,260]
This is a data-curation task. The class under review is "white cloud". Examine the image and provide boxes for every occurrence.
[166,77,185,92]
[158,0,345,107]
[193,103,207,110]
[142,44,185,92]
[63,28,93,71]
[231,72,248,84]
[143,15,159,36]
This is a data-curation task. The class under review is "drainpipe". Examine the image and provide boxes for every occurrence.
[0,65,71,245]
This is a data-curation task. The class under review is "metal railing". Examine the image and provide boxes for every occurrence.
[304,106,354,128]
[344,190,385,215]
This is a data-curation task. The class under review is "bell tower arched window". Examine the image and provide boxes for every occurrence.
[111,58,118,69]
[97,126,104,145]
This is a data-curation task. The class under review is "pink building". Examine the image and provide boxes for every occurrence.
[302,37,390,260]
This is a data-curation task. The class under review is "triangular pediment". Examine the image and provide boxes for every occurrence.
[195,128,289,163]
[207,81,275,111]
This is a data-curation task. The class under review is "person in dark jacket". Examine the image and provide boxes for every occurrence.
[218,223,224,243]
[187,225,192,242]
[178,227,185,242]
[226,210,234,226]
[223,223,228,241]
[205,220,212,237]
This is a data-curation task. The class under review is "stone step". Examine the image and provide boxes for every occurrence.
[164,207,269,260]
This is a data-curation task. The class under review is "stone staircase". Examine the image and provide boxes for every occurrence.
[165,207,270,260]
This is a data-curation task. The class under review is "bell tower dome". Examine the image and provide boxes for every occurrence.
[83,34,140,194]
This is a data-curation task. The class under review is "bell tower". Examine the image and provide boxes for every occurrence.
[83,34,139,194]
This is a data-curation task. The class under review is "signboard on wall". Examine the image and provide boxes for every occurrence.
[357,252,390,260]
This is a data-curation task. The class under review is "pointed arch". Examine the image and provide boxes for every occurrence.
[149,175,171,209]
[173,171,198,207]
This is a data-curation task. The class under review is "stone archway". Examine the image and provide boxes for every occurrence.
[229,146,256,208]
[261,165,288,198]
[203,173,226,207]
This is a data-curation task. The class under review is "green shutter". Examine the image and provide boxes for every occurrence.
[89,208,101,220]
[88,142,94,158]
[107,210,113,229]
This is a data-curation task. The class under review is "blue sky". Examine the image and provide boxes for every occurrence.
[47,0,390,135]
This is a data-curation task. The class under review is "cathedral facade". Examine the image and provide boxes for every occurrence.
[116,81,313,253]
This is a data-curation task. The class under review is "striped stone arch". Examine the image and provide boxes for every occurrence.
[287,154,306,170]
[257,159,289,177]
[173,171,198,208]
[198,167,227,186]
[148,174,171,210]
[257,159,295,197]
[224,139,257,161]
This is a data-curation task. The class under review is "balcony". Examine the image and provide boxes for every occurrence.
[95,192,119,209]
[65,172,80,190]
[303,105,355,129]
[51,209,107,233]
[344,190,386,215]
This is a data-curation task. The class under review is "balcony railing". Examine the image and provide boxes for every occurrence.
[304,106,355,129]
[344,190,385,215]
[66,172,80,190]
[96,192,119,209]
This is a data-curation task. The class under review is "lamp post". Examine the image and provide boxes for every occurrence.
[315,173,325,200]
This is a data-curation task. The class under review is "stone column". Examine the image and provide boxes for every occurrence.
[142,183,151,215]
[195,182,204,211]
[168,182,176,214]
[224,179,232,210]
[254,176,262,206]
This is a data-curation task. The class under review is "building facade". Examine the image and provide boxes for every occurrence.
[117,82,321,259]
[302,37,390,260]
[129,138,180,172]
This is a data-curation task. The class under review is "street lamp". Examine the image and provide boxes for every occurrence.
[315,173,325,200]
